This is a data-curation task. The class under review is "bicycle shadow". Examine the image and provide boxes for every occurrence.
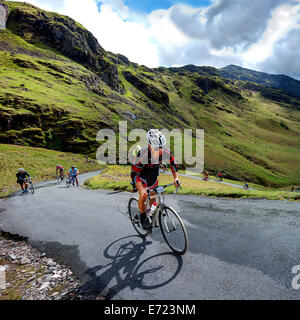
[81,235,183,299]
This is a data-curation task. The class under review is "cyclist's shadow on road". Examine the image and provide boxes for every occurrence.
[82,235,183,299]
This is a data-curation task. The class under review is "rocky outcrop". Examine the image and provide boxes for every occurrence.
[0,1,8,29]
[6,3,126,92]
[107,52,131,66]
[193,77,220,93]
[122,71,170,106]
[98,58,124,93]
[7,3,104,69]
[0,92,100,151]
[190,89,205,104]
[169,64,220,76]
[194,76,244,100]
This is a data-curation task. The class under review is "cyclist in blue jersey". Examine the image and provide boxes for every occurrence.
[68,165,79,186]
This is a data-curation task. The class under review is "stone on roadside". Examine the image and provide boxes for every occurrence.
[20,256,31,264]
[4,254,16,261]
[39,282,50,291]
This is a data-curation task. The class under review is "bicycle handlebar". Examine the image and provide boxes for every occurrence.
[161,183,174,188]
[147,180,182,194]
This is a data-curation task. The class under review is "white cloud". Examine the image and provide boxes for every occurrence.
[243,3,300,65]
[8,0,300,78]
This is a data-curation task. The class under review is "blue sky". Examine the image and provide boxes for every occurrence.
[123,0,212,13]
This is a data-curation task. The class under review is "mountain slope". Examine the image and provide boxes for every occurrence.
[219,64,300,98]
[1,1,300,187]
[169,64,300,98]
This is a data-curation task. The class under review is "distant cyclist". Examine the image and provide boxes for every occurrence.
[56,164,64,179]
[16,168,31,193]
[68,165,79,186]
[131,129,180,230]
[203,171,209,181]
[217,172,223,181]
[244,181,249,190]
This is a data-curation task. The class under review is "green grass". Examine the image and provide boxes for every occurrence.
[0,144,103,197]
[84,165,300,201]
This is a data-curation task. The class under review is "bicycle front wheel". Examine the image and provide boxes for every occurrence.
[128,197,149,237]
[29,182,35,194]
[66,179,70,188]
[159,206,188,255]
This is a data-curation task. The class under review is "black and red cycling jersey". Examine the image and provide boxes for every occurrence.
[131,145,178,189]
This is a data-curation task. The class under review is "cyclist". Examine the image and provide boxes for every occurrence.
[16,168,31,193]
[203,171,209,181]
[56,164,64,179]
[217,172,223,181]
[244,181,249,190]
[131,129,180,230]
[68,165,79,186]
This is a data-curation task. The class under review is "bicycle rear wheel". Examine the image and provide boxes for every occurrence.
[128,197,149,237]
[159,206,188,255]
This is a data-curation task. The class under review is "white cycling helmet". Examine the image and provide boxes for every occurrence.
[146,129,166,147]
[18,168,25,172]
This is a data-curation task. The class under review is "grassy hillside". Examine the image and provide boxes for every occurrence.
[219,65,300,98]
[1,1,300,188]
[0,144,102,196]
[84,166,300,201]
[171,64,300,98]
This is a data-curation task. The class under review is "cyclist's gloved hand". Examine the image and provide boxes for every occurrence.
[174,179,181,189]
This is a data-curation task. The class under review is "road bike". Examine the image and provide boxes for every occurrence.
[128,183,188,255]
[66,175,76,188]
[56,172,65,183]
[24,178,35,194]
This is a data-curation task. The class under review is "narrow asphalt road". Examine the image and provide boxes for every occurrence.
[0,171,300,300]
[179,172,256,190]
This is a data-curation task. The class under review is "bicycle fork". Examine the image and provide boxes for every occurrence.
[161,207,177,233]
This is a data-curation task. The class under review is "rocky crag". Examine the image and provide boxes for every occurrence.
[0,1,8,29]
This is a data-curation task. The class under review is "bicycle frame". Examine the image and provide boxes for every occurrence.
[67,175,76,185]
[146,183,176,228]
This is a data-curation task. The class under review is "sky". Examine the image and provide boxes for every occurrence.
[9,0,300,79]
